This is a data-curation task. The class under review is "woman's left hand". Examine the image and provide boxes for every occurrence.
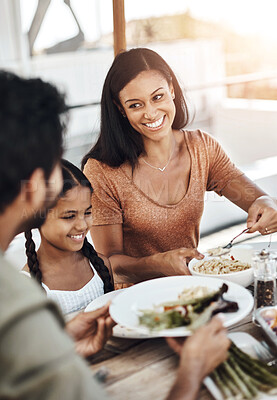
[247,195,277,235]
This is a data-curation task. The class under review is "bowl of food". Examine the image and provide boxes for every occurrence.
[188,247,254,287]
[254,306,277,354]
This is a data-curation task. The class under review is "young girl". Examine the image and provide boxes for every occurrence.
[23,159,114,316]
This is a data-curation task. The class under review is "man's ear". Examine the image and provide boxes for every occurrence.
[20,168,47,209]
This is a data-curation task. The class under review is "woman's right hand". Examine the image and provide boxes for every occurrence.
[154,247,204,276]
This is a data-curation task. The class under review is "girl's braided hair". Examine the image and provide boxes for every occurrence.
[25,159,114,292]
[25,229,42,285]
[81,237,113,293]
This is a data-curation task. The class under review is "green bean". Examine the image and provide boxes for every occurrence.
[221,360,253,399]
[216,365,239,398]
[228,354,258,397]
[208,341,277,399]
[210,369,233,399]
[218,363,244,398]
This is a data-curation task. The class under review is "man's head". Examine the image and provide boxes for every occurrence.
[0,71,66,232]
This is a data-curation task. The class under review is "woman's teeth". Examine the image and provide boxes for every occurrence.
[70,234,83,239]
[145,116,164,128]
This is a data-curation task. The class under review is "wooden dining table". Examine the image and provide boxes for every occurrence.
[87,241,277,400]
[89,312,265,400]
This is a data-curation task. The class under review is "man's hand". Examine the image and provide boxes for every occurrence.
[166,317,230,400]
[65,304,116,358]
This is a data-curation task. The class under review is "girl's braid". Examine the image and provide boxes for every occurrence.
[81,237,113,293]
[24,230,43,285]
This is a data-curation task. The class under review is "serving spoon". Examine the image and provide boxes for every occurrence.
[208,228,250,257]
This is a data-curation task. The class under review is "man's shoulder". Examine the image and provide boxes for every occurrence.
[0,254,64,331]
[0,255,110,399]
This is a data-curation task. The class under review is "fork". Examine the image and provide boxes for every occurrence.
[222,228,250,250]
[209,228,250,257]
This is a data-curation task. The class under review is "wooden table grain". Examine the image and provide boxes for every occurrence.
[89,312,266,400]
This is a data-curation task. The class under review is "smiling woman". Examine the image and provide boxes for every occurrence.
[118,70,176,147]
[82,48,277,288]
[22,159,114,315]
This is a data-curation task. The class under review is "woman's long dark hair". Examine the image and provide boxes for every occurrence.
[25,159,113,293]
[82,47,191,171]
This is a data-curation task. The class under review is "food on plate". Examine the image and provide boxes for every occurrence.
[207,246,228,256]
[139,283,238,331]
[210,342,277,399]
[193,257,251,275]
[174,286,214,302]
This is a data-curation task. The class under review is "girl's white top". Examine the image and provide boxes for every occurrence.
[21,263,104,315]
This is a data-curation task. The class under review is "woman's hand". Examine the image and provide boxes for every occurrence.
[109,243,204,283]
[166,317,230,400]
[154,248,204,276]
[247,195,277,235]
[65,304,116,358]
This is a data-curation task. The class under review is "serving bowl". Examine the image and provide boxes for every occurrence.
[188,245,254,287]
[254,306,277,354]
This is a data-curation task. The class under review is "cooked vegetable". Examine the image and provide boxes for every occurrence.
[139,283,238,331]
[209,342,277,399]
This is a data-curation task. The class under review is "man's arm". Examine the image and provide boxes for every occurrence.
[166,317,230,400]
[0,305,110,399]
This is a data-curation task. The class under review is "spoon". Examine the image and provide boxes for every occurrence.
[208,228,250,257]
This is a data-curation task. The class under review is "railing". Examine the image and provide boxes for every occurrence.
[66,71,277,110]
[186,71,277,91]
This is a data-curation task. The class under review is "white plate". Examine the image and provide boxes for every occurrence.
[109,276,254,337]
[85,289,125,312]
[85,290,157,339]
[204,332,276,400]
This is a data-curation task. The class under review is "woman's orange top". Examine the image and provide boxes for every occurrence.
[83,130,244,257]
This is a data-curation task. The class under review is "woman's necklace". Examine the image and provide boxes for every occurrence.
[142,143,175,172]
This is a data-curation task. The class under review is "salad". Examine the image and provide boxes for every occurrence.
[139,283,238,331]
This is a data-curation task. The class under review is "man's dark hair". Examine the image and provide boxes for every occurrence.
[0,71,66,212]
